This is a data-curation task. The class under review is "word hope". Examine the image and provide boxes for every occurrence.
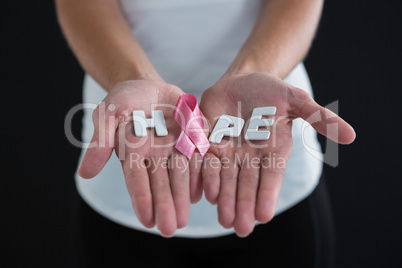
[132,106,277,143]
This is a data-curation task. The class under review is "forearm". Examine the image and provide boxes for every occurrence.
[56,0,161,91]
[225,0,324,79]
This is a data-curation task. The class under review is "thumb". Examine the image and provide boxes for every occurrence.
[78,103,117,179]
[292,89,356,145]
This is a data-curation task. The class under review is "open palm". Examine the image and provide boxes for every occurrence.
[200,73,355,237]
[78,80,191,237]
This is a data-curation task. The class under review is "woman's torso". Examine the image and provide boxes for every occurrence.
[75,0,323,237]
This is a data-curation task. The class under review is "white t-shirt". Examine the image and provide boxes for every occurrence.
[75,0,323,238]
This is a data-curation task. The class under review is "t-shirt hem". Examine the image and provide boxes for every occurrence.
[75,172,320,238]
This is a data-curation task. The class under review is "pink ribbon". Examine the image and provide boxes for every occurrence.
[173,93,210,159]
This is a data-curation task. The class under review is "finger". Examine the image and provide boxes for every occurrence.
[149,156,177,237]
[202,153,221,204]
[78,102,117,179]
[255,156,286,224]
[217,157,239,228]
[233,159,260,237]
[122,155,155,228]
[168,152,190,229]
[189,152,204,203]
[291,88,356,144]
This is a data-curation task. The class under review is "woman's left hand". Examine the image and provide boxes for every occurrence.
[200,72,355,237]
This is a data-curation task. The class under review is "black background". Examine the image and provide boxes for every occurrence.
[2,0,401,267]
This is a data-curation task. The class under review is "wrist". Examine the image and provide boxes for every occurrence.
[223,49,282,80]
[106,70,164,92]
[134,72,164,82]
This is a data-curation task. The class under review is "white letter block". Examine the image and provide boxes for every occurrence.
[133,110,168,137]
[209,115,245,144]
[245,107,276,140]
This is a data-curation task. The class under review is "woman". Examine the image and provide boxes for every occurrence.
[57,0,355,266]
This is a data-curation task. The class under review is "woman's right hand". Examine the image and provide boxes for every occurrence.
[57,0,205,237]
[78,80,197,237]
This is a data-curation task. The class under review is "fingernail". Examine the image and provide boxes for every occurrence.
[236,232,250,238]
[161,233,174,239]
